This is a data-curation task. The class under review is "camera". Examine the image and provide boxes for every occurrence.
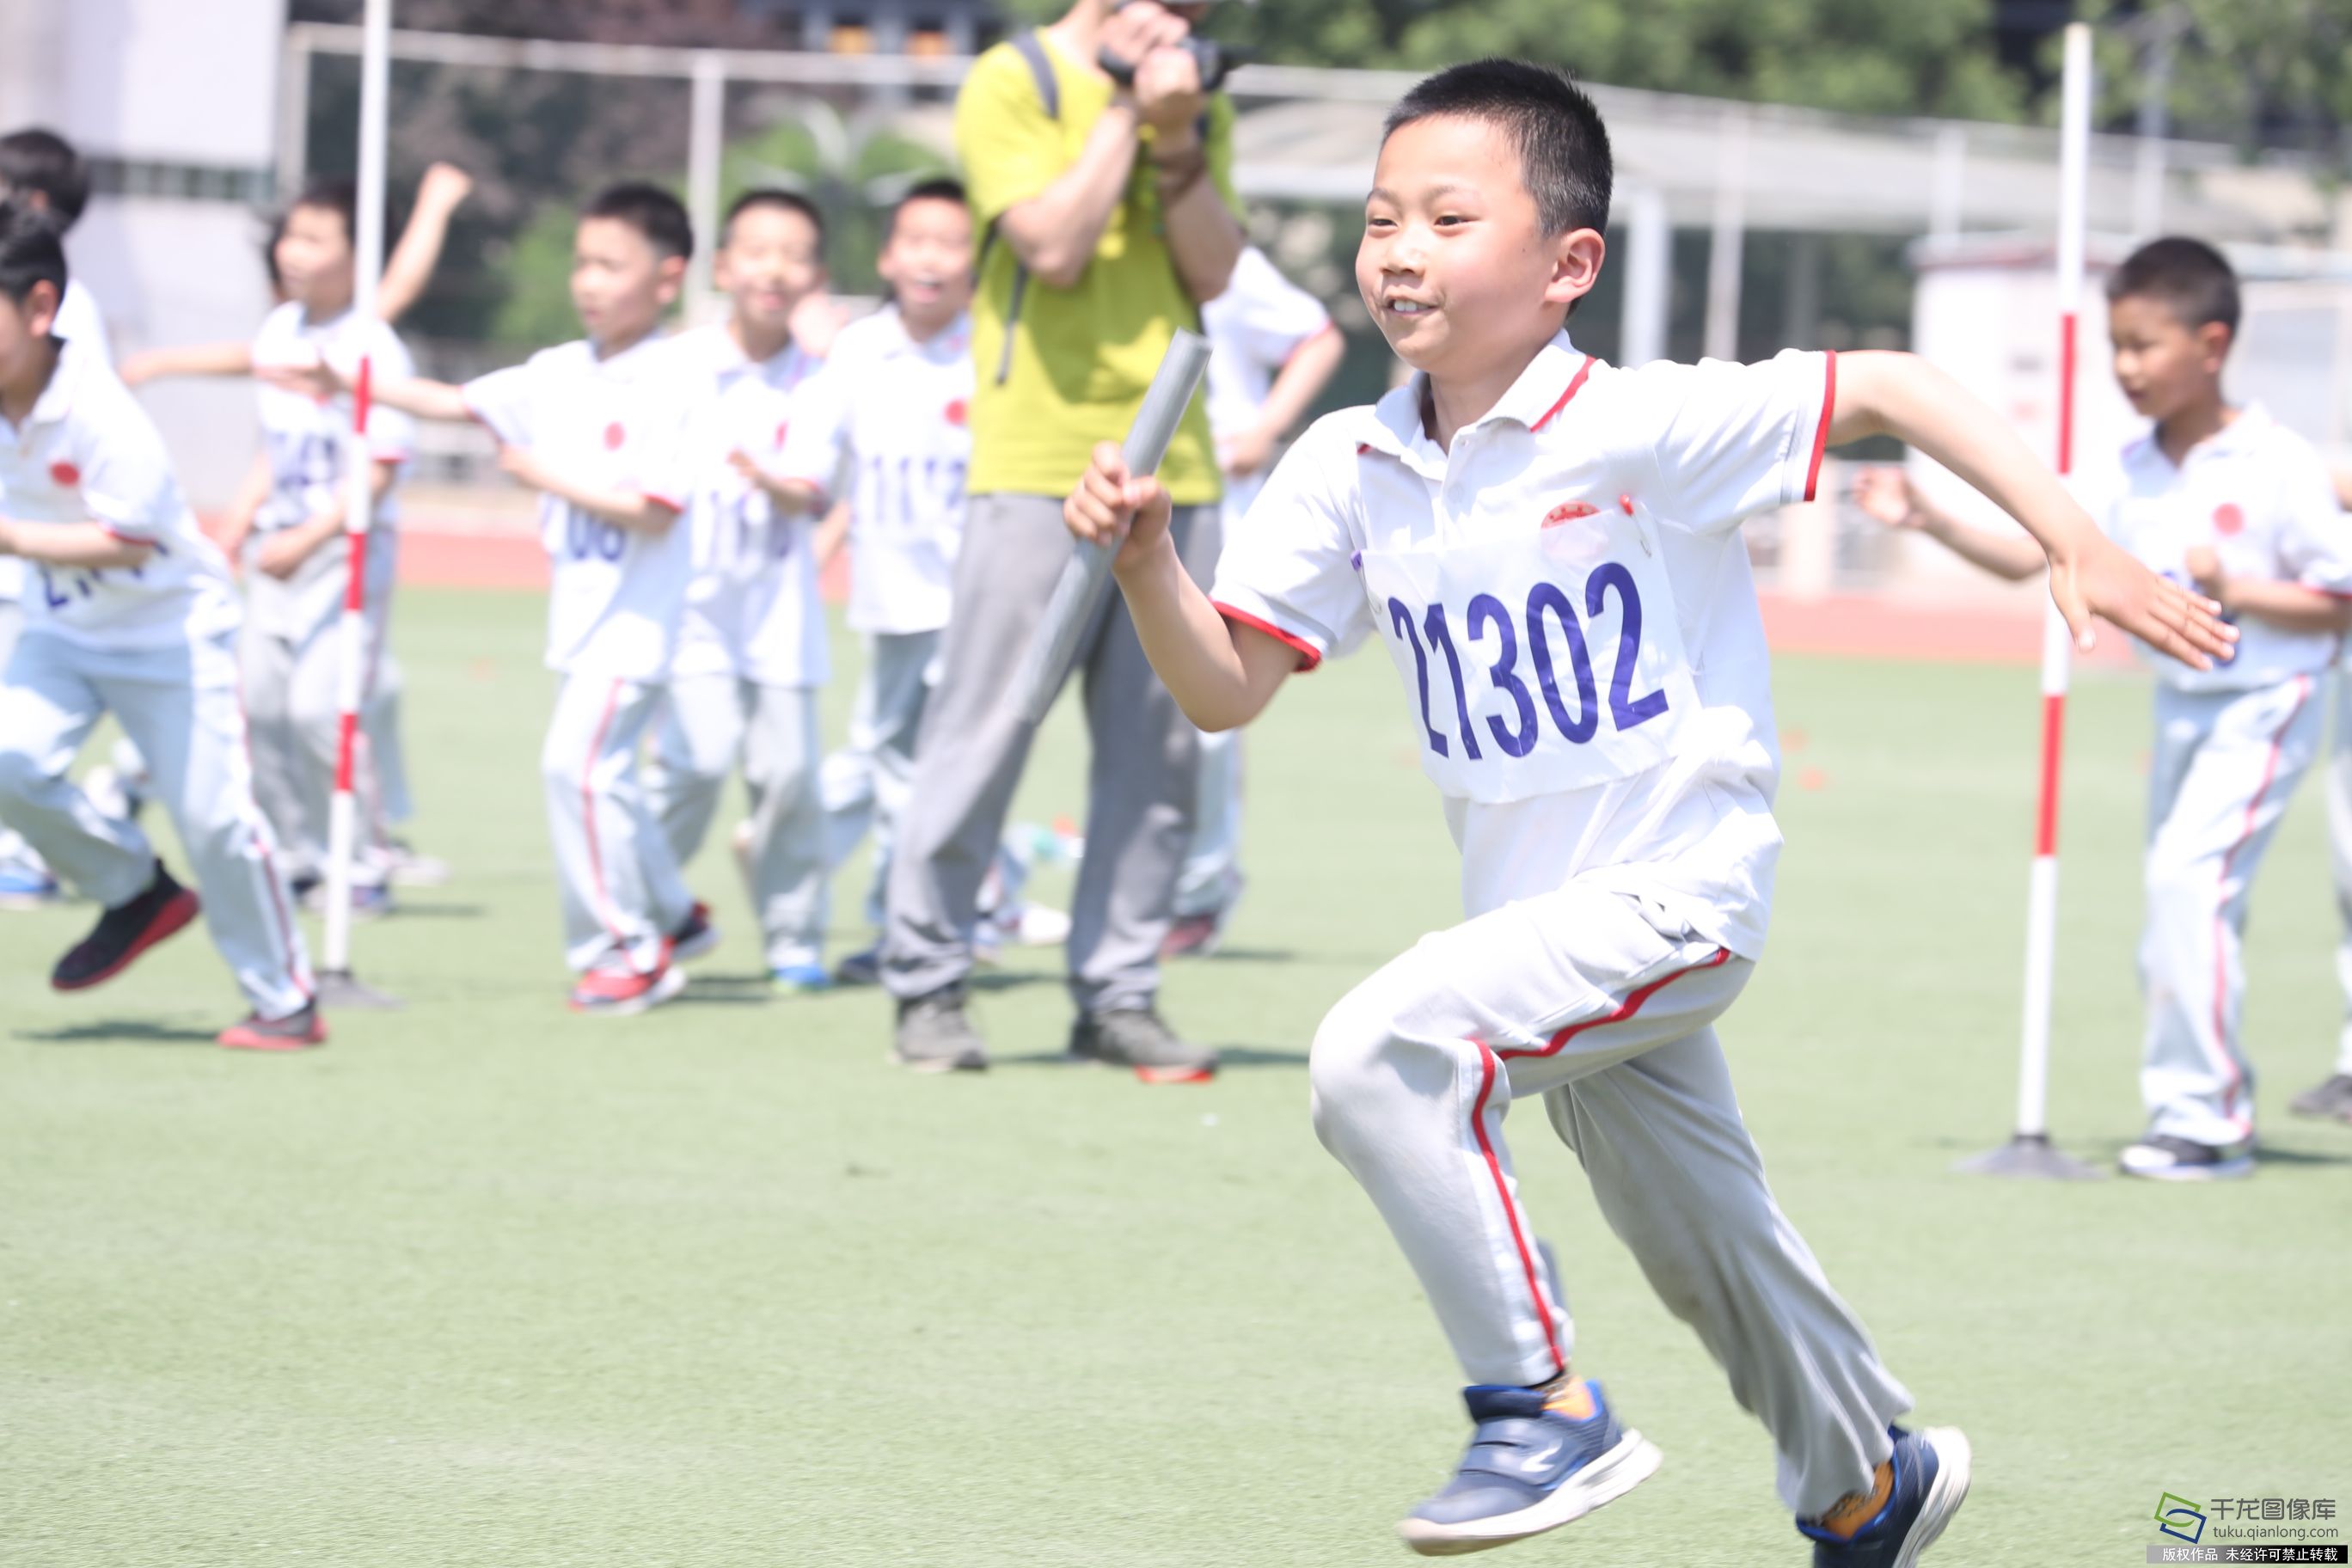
[1098,36,1249,94]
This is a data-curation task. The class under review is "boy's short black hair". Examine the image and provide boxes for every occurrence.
[583,181,695,264]
[887,177,967,240]
[1383,59,1613,236]
[2106,236,2240,339]
[0,197,69,306]
[723,187,825,253]
[0,128,89,229]
[287,175,358,244]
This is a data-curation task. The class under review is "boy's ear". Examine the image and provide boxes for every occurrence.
[23,279,60,339]
[1542,228,1606,315]
[654,251,688,303]
[2196,318,2233,367]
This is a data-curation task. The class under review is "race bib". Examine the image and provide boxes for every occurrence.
[1360,504,1698,803]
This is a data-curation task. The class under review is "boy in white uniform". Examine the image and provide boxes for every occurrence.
[0,203,322,1049]
[765,179,974,979]
[0,127,115,906]
[647,190,831,994]
[234,177,418,913]
[1065,62,2233,1560]
[1867,238,2352,1180]
[1166,243,1343,954]
[291,184,703,1015]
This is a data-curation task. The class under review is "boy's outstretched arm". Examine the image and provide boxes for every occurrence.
[1830,351,2235,668]
[257,358,473,423]
[1853,466,2044,581]
[1066,440,1298,732]
[2184,545,2352,635]
[377,162,472,325]
[498,448,680,533]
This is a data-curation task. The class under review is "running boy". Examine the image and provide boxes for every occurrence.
[763,178,974,979]
[1065,62,2233,1559]
[648,189,833,994]
[233,177,418,915]
[0,201,322,1049]
[1865,237,2352,1181]
[284,183,704,1014]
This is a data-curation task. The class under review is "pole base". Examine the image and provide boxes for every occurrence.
[1955,1131,2104,1179]
[316,969,404,1011]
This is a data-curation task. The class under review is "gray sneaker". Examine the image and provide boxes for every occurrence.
[2288,1073,2352,1123]
[893,987,987,1073]
[1069,1007,1216,1083]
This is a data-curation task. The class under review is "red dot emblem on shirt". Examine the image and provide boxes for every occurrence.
[48,459,81,487]
[945,399,969,427]
[1541,500,1599,529]
[2213,502,2245,536]
[603,421,627,451]
[774,420,790,449]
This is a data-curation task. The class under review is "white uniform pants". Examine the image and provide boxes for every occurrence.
[542,673,695,976]
[1173,724,1244,919]
[0,600,47,882]
[821,628,935,933]
[1308,882,1910,1517]
[242,591,397,889]
[0,631,313,1018]
[2326,671,2352,1078]
[648,672,824,971]
[2142,676,2324,1145]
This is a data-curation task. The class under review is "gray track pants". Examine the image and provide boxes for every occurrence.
[881,493,1217,1013]
[648,673,825,971]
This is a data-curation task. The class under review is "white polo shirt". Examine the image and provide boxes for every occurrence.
[667,322,829,688]
[251,301,416,533]
[463,334,700,683]
[0,283,114,608]
[0,342,240,655]
[1210,332,1838,959]
[775,305,971,637]
[1203,247,1334,524]
[2088,405,2352,693]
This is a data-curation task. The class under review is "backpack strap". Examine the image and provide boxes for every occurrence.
[977,29,1062,386]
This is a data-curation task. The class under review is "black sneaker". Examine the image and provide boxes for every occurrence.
[892,987,987,1072]
[1068,1006,1216,1083]
[834,946,881,987]
[2287,1073,2352,1124]
[668,900,720,963]
[2118,1132,2253,1181]
[51,864,201,992]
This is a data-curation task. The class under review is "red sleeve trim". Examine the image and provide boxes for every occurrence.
[1530,355,1597,432]
[1280,321,1342,369]
[644,492,687,514]
[101,525,155,547]
[1213,600,1323,672]
[1803,350,1838,503]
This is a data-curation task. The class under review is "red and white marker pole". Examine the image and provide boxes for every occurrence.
[320,0,395,1005]
[1969,21,2097,1177]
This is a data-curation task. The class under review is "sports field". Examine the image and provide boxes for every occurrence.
[4,585,2347,1566]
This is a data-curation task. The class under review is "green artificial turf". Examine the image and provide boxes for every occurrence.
[3,586,2346,1566]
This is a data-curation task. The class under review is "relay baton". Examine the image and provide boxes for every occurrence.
[1007,328,1212,725]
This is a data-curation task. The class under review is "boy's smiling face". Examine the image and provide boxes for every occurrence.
[1357,114,1603,393]
[571,216,682,349]
[716,204,824,339]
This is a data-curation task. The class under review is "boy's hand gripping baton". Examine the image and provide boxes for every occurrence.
[1007,329,1211,725]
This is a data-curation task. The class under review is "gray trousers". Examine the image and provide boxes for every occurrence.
[648,673,825,971]
[882,493,1218,1013]
[1308,880,1909,1518]
[822,628,937,934]
[1174,723,1243,919]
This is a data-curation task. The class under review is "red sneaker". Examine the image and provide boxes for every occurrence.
[217,1004,328,1051]
[568,961,686,1017]
[52,866,201,991]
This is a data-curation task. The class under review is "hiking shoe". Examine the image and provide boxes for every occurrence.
[51,865,200,991]
[669,901,721,963]
[1400,1377,1663,1556]
[772,963,832,996]
[217,1003,328,1051]
[833,946,881,986]
[1067,1006,1216,1083]
[568,961,687,1017]
[1160,910,1225,959]
[2288,1073,2352,1124]
[892,987,986,1072]
[2119,1133,2253,1181]
[1798,1425,1972,1567]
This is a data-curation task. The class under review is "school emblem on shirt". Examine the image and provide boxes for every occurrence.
[2213,502,2245,536]
[944,399,968,427]
[1541,500,1599,528]
[48,459,81,487]
[774,420,790,449]
[603,421,627,451]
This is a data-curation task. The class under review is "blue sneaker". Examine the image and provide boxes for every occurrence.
[0,866,64,910]
[1399,1378,1663,1556]
[772,963,832,996]
[1798,1425,1972,1567]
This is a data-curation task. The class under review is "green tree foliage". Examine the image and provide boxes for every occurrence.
[2076,0,2352,164]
